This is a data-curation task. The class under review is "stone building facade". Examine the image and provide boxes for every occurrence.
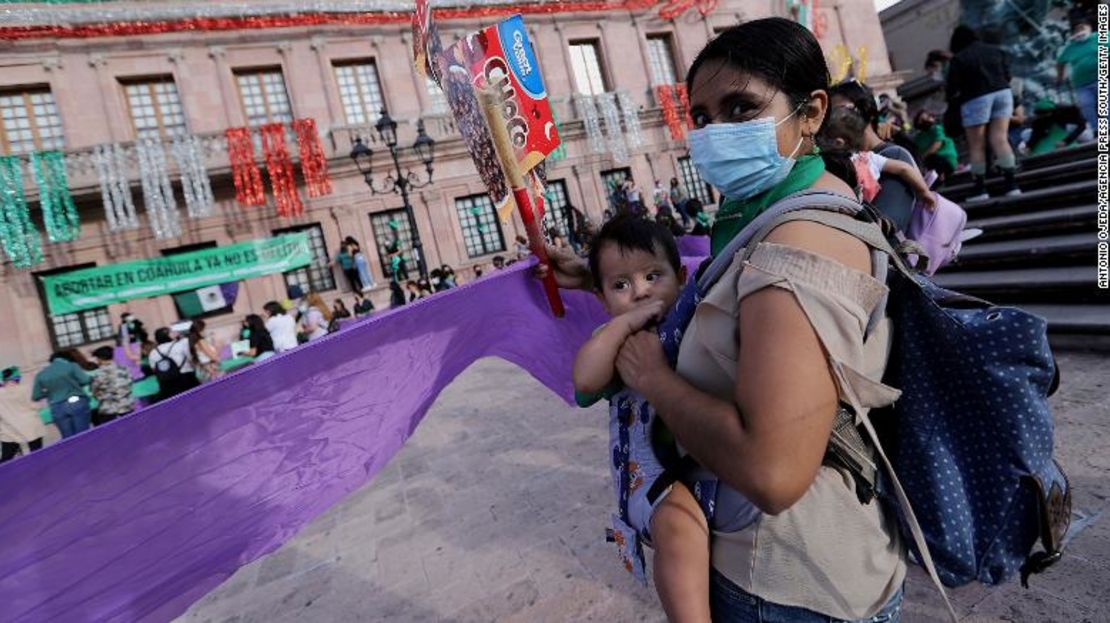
[0,0,893,369]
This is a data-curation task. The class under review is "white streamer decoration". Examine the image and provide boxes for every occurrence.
[135,138,181,240]
[92,143,139,232]
[617,90,644,149]
[171,134,215,219]
[575,94,606,155]
[597,92,628,163]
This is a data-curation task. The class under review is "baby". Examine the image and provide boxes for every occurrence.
[823,106,937,210]
[573,215,710,623]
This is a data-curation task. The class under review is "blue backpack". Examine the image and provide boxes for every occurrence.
[707,192,1071,618]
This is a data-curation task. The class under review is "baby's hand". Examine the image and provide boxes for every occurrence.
[619,300,666,334]
[919,190,937,212]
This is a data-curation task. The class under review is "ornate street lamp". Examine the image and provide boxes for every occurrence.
[349,110,435,279]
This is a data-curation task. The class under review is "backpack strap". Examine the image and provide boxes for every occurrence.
[740,207,960,623]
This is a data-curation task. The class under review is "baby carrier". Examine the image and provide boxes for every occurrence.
[606,190,1069,622]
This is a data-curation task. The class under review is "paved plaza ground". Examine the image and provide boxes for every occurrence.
[180,351,1110,622]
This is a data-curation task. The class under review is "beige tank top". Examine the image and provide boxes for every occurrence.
[676,239,907,620]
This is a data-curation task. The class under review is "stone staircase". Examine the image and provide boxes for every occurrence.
[932,144,1108,343]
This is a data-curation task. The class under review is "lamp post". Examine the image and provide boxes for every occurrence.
[349,110,435,280]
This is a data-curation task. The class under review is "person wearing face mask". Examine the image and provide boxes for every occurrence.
[541,18,906,623]
[240,314,274,361]
[913,109,959,182]
[828,80,920,232]
[1057,13,1101,139]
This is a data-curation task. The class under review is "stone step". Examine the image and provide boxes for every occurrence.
[941,159,1097,202]
[944,143,1097,187]
[960,180,1095,219]
[1023,304,1110,335]
[967,205,1097,241]
[952,233,1096,264]
[931,266,1097,291]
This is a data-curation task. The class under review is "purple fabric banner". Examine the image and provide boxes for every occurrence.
[0,261,606,622]
[676,234,710,258]
[0,256,705,622]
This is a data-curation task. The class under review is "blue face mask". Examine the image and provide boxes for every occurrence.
[687,110,804,201]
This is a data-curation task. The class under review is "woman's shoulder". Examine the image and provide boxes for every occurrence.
[765,176,871,273]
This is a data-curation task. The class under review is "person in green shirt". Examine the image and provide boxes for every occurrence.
[32,352,92,438]
[1056,13,1100,138]
[333,242,361,293]
[913,109,959,182]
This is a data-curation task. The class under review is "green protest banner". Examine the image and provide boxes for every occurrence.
[41,234,312,315]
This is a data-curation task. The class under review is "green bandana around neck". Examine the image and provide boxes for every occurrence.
[709,154,826,257]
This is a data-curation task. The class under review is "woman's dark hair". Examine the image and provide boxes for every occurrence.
[188,320,206,361]
[688,18,857,187]
[154,327,173,344]
[49,350,73,362]
[819,149,858,192]
[244,314,268,338]
[949,25,978,54]
[263,301,285,317]
[587,215,681,291]
[92,346,115,361]
[687,18,830,113]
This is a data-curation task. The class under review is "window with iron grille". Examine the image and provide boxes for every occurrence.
[369,209,416,277]
[235,68,293,127]
[678,156,715,205]
[646,35,679,86]
[425,76,448,115]
[122,77,187,139]
[455,194,506,258]
[0,87,63,154]
[568,40,609,96]
[333,60,386,125]
[601,167,632,197]
[272,223,336,294]
[34,263,114,349]
[541,179,572,238]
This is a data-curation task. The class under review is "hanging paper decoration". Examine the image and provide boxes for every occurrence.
[92,144,140,232]
[260,123,303,218]
[135,138,182,240]
[656,85,684,141]
[225,127,265,207]
[547,108,567,162]
[596,92,628,163]
[675,83,693,129]
[292,118,332,198]
[30,151,80,243]
[171,134,215,218]
[616,90,644,149]
[0,156,43,268]
[574,94,606,155]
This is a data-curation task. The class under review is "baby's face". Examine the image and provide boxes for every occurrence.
[596,241,684,317]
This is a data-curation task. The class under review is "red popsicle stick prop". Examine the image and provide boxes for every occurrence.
[480,89,565,317]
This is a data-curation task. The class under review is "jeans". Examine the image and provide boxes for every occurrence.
[1075,82,1097,137]
[709,568,904,623]
[50,396,92,439]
